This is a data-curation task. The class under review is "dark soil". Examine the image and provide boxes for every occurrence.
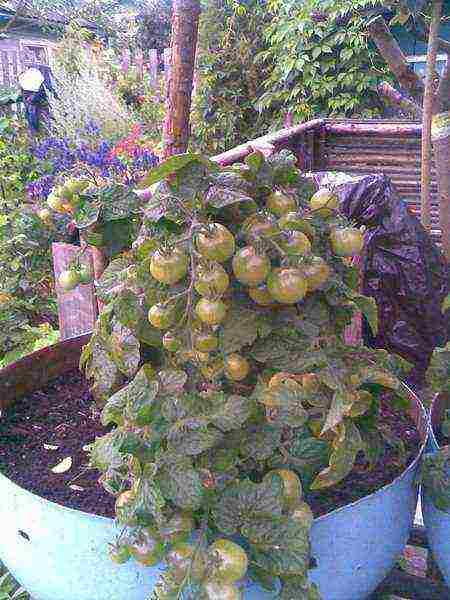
[0,370,115,517]
[435,427,449,448]
[0,372,421,520]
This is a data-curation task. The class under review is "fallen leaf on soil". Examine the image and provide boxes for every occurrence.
[69,484,84,491]
[51,457,72,473]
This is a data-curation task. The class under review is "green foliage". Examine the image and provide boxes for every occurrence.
[192,0,274,154]
[81,150,412,598]
[0,117,58,363]
[421,446,450,513]
[426,342,450,396]
[0,561,29,600]
[256,0,391,124]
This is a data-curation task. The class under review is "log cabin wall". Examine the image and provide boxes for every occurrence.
[312,118,442,246]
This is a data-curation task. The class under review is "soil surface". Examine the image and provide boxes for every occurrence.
[0,372,421,519]
[0,370,115,517]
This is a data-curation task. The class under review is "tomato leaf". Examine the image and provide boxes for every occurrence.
[157,459,204,511]
[205,185,254,208]
[137,153,218,188]
[311,420,362,490]
[209,394,256,431]
[213,477,284,536]
[240,424,283,460]
[443,293,450,313]
[351,294,378,337]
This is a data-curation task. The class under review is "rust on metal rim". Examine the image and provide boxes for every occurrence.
[0,334,90,413]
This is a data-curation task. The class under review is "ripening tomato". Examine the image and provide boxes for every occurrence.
[194,331,219,352]
[232,246,271,286]
[281,231,312,256]
[150,248,189,285]
[129,532,164,566]
[303,257,331,291]
[196,223,236,262]
[291,501,314,528]
[167,543,206,580]
[248,284,275,306]
[194,263,229,298]
[278,212,315,241]
[224,354,250,381]
[266,190,297,217]
[242,212,278,240]
[77,264,93,284]
[163,331,181,352]
[195,298,227,326]
[330,227,364,257]
[148,304,175,329]
[265,469,302,510]
[208,539,248,583]
[203,581,242,600]
[267,268,307,304]
[108,542,131,564]
[58,269,80,292]
[309,189,339,218]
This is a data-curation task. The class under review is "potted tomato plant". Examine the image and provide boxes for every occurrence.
[0,150,427,600]
[420,311,450,587]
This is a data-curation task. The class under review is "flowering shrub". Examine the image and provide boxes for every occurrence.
[28,125,159,201]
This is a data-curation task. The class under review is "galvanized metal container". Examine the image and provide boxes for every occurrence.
[0,337,428,600]
[421,393,450,587]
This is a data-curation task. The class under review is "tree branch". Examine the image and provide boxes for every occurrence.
[367,15,424,100]
[421,0,443,232]
[377,81,422,118]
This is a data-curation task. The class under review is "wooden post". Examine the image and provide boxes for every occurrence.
[135,48,144,79]
[162,0,201,158]
[148,48,159,86]
[52,243,97,340]
[121,48,131,74]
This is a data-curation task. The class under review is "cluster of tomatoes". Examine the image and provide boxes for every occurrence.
[146,187,364,384]
[111,468,311,599]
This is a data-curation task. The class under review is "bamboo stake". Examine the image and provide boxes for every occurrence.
[421,0,443,232]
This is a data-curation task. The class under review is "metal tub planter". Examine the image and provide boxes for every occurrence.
[0,337,428,600]
[421,394,450,587]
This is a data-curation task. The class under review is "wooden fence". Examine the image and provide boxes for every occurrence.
[51,117,448,339]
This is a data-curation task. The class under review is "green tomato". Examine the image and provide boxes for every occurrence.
[281,231,312,256]
[224,354,250,381]
[108,542,131,564]
[148,304,176,330]
[266,190,297,217]
[150,248,189,285]
[232,246,271,286]
[267,268,307,304]
[194,331,219,352]
[77,264,93,284]
[195,298,227,326]
[309,189,339,218]
[208,539,248,584]
[203,581,242,600]
[47,192,65,213]
[303,256,331,292]
[163,331,181,352]
[58,269,80,292]
[196,223,235,262]
[330,227,364,257]
[167,542,206,581]
[194,263,229,298]
[291,501,314,528]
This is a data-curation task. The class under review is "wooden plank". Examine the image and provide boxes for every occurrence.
[52,243,97,341]
[0,50,10,87]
